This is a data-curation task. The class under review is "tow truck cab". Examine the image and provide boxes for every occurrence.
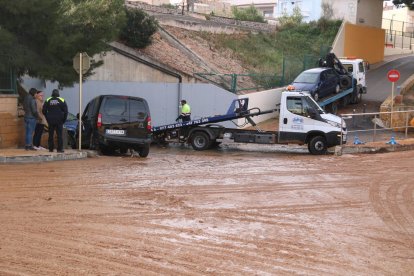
[339,57,368,95]
[279,91,346,153]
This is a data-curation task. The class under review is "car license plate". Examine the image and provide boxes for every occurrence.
[106,129,126,135]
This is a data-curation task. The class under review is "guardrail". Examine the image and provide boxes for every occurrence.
[340,109,414,145]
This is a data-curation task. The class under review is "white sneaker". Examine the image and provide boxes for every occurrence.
[38,146,47,150]
[33,146,40,150]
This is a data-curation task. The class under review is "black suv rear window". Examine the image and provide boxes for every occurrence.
[103,98,128,116]
[130,99,147,119]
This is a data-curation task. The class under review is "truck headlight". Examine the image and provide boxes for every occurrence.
[326,120,341,129]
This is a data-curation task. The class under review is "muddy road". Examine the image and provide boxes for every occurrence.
[1,146,414,275]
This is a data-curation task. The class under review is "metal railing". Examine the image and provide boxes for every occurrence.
[382,18,414,49]
[340,109,414,145]
[0,69,17,94]
[194,72,283,94]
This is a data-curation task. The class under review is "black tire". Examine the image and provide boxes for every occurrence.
[138,144,150,158]
[308,136,327,155]
[342,94,351,106]
[339,77,350,89]
[190,131,211,151]
[352,89,362,104]
[99,144,115,155]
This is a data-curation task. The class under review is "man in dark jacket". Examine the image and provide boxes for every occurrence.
[23,88,39,150]
[42,89,68,153]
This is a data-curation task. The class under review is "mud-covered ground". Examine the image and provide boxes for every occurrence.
[1,146,414,275]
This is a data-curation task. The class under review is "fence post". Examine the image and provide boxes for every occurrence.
[340,116,343,146]
[231,74,237,93]
[405,111,409,138]
[352,109,356,127]
[393,30,396,47]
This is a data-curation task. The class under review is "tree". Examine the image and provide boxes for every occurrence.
[0,0,126,87]
[232,5,266,23]
[120,8,158,49]
[392,0,414,9]
[278,6,303,29]
[321,1,334,20]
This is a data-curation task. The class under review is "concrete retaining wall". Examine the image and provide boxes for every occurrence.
[22,77,281,130]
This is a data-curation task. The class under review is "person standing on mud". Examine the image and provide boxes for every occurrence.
[42,89,68,153]
[23,88,39,150]
[176,99,191,122]
[32,90,48,150]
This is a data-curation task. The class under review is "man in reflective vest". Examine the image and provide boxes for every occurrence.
[176,99,191,122]
[42,89,68,153]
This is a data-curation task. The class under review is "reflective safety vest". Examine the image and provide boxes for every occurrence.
[181,103,191,115]
[46,97,65,103]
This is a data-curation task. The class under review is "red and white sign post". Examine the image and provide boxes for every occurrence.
[387,69,400,128]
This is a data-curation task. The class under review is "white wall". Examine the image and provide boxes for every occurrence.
[331,0,358,24]
[274,0,322,22]
[22,76,283,129]
[356,0,383,28]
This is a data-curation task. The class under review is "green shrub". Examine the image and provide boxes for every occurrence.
[200,19,341,80]
[277,6,303,30]
[120,8,158,49]
[232,5,266,23]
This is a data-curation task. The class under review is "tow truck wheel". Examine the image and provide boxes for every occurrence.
[190,131,211,151]
[308,136,327,155]
[352,89,362,104]
[138,144,150,158]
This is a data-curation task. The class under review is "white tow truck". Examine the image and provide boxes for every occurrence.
[339,57,368,101]
[152,91,347,155]
[291,54,368,114]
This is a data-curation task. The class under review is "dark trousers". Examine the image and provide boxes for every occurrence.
[48,123,63,151]
[33,123,44,147]
[176,115,191,122]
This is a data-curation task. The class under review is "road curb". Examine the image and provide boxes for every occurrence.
[336,143,414,155]
[0,151,88,164]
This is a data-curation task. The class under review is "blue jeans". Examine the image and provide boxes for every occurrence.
[24,117,37,147]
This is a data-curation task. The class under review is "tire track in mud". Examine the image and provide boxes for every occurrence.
[369,179,414,248]
[2,151,414,275]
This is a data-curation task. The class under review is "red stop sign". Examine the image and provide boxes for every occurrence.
[387,69,400,82]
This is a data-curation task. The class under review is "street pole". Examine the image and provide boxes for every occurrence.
[78,53,83,151]
[391,81,394,129]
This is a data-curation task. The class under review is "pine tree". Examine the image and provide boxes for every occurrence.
[392,0,414,10]
[0,0,126,87]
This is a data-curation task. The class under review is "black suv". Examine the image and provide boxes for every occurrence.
[80,95,152,157]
